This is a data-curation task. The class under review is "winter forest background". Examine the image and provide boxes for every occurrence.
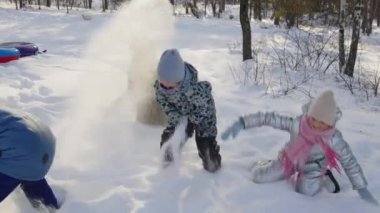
[0,0,380,212]
[3,0,380,102]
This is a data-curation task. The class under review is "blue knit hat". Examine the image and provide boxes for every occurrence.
[157,49,185,83]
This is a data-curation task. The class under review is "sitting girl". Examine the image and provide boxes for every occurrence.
[221,90,378,205]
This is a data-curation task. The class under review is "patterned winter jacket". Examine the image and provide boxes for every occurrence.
[154,63,217,138]
[240,102,368,190]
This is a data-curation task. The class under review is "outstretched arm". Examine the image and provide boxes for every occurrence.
[222,112,295,140]
[157,102,180,133]
[241,112,295,132]
[155,88,181,142]
[331,131,378,205]
[332,130,367,190]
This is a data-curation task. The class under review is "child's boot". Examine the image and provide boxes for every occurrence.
[21,179,60,212]
[195,136,221,173]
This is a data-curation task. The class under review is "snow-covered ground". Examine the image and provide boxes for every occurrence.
[1,0,380,212]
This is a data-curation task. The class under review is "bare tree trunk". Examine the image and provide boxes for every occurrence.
[189,2,200,18]
[361,0,368,34]
[46,0,51,7]
[329,0,335,21]
[185,2,190,14]
[19,0,22,8]
[211,0,218,17]
[70,0,74,9]
[272,0,280,25]
[339,0,346,73]
[264,0,268,18]
[286,13,296,28]
[253,0,262,20]
[204,0,208,17]
[323,0,329,25]
[57,0,60,10]
[15,0,18,10]
[219,0,225,13]
[345,0,362,77]
[89,0,92,9]
[102,0,108,12]
[249,0,253,19]
[367,0,378,34]
[377,0,380,26]
[240,0,253,60]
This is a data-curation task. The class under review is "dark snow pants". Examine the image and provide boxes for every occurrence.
[0,172,58,209]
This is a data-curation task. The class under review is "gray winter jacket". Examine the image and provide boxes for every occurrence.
[241,103,367,191]
[154,63,217,138]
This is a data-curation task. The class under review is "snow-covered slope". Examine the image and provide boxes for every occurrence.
[0,0,379,212]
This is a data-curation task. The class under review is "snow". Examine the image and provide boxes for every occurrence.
[1,0,380,212]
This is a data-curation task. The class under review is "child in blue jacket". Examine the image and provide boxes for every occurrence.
[0,109,59,211]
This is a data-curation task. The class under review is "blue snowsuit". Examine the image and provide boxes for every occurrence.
[0,109,58,209]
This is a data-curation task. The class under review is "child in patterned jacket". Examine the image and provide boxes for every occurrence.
[221,90,378,205]
[154,49,221,173]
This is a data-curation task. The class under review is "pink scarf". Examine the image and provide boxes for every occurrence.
[281,116,340,184]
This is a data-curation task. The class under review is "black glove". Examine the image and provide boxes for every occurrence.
[186,121,195,138]
[160,128,174,148]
